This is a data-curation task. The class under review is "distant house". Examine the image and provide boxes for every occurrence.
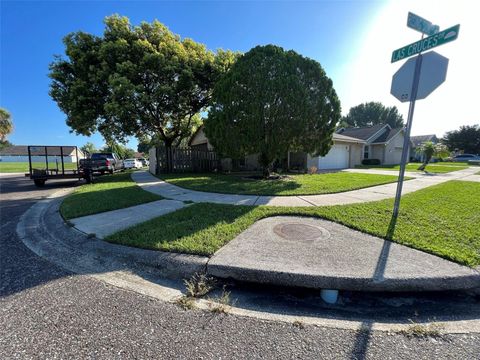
[0,145,85,163]
[336,124,407,165]
[409,134,439,162]
[188,124,406,171]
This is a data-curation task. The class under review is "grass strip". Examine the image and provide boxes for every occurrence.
[60,171,161,219]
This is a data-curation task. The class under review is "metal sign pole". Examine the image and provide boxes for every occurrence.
[392,53,423,219]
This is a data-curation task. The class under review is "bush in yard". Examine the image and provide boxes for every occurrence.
[361,159,381,165]
[204,45,341,178]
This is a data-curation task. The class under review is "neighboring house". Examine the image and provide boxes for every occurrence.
[409,134,439,162]
[0,145,85,163]
[336,124,407,165]
[189,123,407,171]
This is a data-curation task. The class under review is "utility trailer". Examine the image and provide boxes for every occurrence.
[25,145,93,187]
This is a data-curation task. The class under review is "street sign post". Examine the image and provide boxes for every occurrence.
[391,24,460,63]
[391,51,448,102]
[407,12,439,36]
[390,14,459,222]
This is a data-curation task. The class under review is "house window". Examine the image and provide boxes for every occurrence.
[363,145,369,159]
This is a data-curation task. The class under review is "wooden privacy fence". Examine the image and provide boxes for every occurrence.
[155,146,220,173]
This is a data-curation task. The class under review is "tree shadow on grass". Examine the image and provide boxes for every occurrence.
[60,172,161,219]
[105,203,257,256]
[160,173,302,195]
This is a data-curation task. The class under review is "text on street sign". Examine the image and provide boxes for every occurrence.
[391,24,460,63]
[407,12,439,36]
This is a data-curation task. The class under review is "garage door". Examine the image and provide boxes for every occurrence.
[317,144,349,169]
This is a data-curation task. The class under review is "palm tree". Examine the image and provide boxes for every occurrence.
[0,108,13,141]
[416,141,450,171]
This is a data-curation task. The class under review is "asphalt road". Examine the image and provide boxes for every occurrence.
[1,174,480,359]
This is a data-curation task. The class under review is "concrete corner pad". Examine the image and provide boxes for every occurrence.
[207,216,480,292]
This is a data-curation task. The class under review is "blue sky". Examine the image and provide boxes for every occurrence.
[0,0,381,150]
[2,0,476,150]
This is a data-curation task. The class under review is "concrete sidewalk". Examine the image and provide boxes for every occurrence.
[458,174,480,183]
[133,167,479,207]
[71,199,185,238]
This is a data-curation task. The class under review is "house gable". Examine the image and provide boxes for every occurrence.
[337,124,391,144]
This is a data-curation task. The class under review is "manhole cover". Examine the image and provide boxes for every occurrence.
[273,223,330,242]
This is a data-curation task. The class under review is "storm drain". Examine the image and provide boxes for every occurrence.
[273,223,331,243]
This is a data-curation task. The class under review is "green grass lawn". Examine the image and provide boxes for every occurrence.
[0,161,78,173]
[158,172,404,196]
[355,163,468,173]
[433,161,470,166]
[107,180,480,267]
[60,171,162,219]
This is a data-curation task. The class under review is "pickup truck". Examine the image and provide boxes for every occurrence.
[80,152,123,175]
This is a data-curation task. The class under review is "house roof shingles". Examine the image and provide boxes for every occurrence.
[332,133,365,143]
[337,124,386,141]
[370,127,402,144]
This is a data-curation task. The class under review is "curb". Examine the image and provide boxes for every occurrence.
[17,191,208,281]
[23,188,480,293]
[15,189,480,333]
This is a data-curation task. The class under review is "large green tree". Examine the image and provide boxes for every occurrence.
[342,102,404,128]
[204,45,341,177]
[80,142,97,155]
[49,15,237,171]
[442,124,480,154]
[101,142,136,159]
[0,108,13,142]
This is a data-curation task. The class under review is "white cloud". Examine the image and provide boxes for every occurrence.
[335,0,479,137]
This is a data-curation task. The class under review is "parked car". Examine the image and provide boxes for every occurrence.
[123,158,143,169]
[79,152,123,174]
[451,154,480,162]
[138,158,149,167]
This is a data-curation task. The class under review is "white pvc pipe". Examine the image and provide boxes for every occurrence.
[320,289,339,304]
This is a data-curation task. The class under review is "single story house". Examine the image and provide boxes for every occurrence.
[409,134,438,162]
[189,123,406,171]
[0,145,85,163]
[336,124,407,165]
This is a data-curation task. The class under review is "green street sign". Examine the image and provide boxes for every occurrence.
[391,24,460,63]
[407,12,439,36]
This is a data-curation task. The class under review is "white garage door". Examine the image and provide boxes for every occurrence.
[317,144,349,169]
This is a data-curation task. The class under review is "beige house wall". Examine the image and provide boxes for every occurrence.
[349,143,363,167]
[384,132,406,165]
[190,128,214,150]
[371,145,385,163]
